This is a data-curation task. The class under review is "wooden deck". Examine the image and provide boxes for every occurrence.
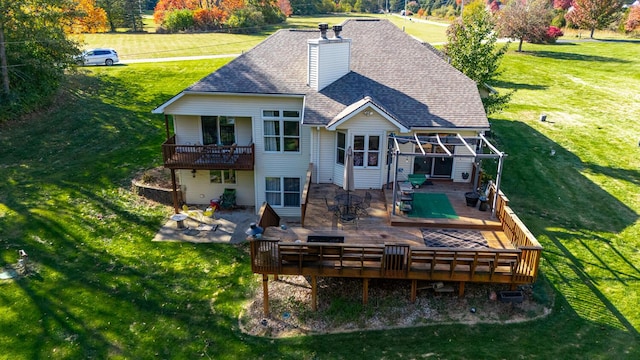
[254,178,542,316]
[267,181,509,249]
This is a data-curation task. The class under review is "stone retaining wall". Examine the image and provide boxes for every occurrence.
[131,180,181,205]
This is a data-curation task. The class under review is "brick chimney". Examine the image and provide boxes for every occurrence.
[307,24,351,91]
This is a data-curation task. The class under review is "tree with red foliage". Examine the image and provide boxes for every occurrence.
[495,0,553,52]
[154,0,199,24]
[277,0,292,17]
[193,7,228,30]
[626,5,640,33]
[565,0,623,38]
[553,0,571,10]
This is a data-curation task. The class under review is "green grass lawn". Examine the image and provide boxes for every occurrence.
[1,35,639,358]
[74,14,449,59]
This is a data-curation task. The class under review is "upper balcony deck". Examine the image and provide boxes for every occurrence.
[162,136,254,171]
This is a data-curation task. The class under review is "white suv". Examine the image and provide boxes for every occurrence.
[76,48,119,66]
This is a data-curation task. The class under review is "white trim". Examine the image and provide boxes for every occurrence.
[326,98,410,133]
[152,91,305,114]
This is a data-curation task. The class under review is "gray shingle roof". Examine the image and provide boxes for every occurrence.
[186,19,488,129]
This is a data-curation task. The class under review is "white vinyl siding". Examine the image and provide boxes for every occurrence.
[307,39,351,91]
[332,112,399,190]
[174,115,201,145]
[452,140,475,183]
[168,94,306,216]
[180,169,254,206]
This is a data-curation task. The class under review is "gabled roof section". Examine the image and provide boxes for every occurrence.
[326,96,410,132]
[157,19,488,130]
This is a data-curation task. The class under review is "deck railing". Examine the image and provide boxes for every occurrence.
[162,135,254,170]
[490,183,543,282]
[250,240,530,285]
[300,164,313,227]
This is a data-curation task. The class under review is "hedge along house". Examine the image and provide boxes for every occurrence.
[153,19,502,217]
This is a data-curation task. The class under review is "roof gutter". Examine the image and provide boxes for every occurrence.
[152,91,305,114]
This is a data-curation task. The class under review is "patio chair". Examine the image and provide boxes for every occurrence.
[182,204,203,222]
[324,196,340,217]
[355,191,372,217]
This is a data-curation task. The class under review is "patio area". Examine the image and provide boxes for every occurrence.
[264,181,512,250]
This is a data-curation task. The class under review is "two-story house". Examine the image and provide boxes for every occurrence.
[153,19,492,217]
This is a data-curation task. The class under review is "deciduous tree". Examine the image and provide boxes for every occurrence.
[495,0,553,52]
[565,0,623,38]
[444,0,512,114]
[153,0,199,24]
[552,0,571,10]
[0,0,80,121]
[626,5,640,32]
[70,0,109,33]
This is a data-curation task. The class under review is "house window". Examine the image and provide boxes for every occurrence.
[263,110,300,152]
[202,116,236,145]
[265,177,300,207]
[210,169,236,184]
[336,132,346,165]
[353,135,380,168]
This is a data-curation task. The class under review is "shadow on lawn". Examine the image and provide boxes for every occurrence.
[527,50,631,63]
[0,73,258,358]
[491,119,639,338]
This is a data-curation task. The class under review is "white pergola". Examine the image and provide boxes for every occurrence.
[388,133,507,218]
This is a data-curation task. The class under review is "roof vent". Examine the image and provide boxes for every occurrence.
[318,23,329,39]
[332,25,342,38]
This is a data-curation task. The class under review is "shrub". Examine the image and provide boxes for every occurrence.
[527,25,564,44]
[164,9,195,32]
[546,25,564,43]
[551,11,567,28]
[226,8,265,33]
[407,1,420,14]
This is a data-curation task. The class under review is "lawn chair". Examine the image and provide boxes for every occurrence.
[182,204,203,222]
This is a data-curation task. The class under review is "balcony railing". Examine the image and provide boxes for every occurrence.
[162,136,254,170]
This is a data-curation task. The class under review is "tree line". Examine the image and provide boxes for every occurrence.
[1,0,638,123]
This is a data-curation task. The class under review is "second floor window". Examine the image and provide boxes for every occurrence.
[263,110,300,152]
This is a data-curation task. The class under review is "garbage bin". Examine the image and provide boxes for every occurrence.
[465,192,480,207]
[478,196,489,211]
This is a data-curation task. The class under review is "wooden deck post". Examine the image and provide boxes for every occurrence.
[262,274,269,316]
[170,169,180,214]
[363,278,369,305]
[411,279,417,303]
[311,275,317,311]
[458,282,465,298]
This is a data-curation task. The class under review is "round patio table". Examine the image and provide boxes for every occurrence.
[334,193,362,216]
[170,213,188,229]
